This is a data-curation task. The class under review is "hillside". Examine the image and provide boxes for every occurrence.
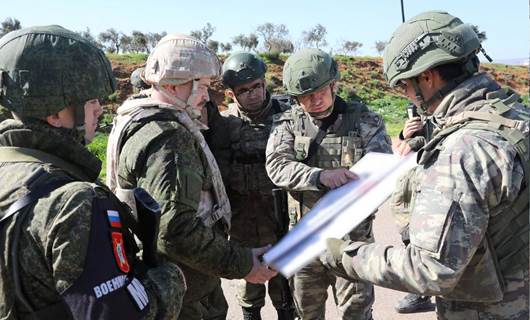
[105,53,529,136]
[77,53,526,179]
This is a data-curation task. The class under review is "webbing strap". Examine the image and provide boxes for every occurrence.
[1,176,72,225]
[444,111,525,131]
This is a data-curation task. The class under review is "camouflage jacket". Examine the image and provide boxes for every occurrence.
[0,120,184,320]
[265,96,392,210]
[344,74,529,319]
[114,97,253,279]
[208,95,289,245]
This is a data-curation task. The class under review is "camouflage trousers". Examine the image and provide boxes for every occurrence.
[232,233,290,311]
[236,274,291,309]
[435,267,529,320]
[290,218,375,320]
[178,264,228,320]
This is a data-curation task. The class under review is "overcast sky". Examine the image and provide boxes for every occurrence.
[3,0,529,61]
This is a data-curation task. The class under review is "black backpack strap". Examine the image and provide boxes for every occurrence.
[1,168,73,224]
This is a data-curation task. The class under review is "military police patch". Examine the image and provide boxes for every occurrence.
[111,232,130,273]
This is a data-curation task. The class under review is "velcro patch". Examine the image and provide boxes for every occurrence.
[107,210,122,228]
[111,232,130,273]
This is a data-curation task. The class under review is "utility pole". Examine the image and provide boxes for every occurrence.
[400,0,406,22]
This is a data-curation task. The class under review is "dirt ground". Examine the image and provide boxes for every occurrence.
[221,200,437,320]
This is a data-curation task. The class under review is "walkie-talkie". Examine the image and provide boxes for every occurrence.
[407,104,419,119]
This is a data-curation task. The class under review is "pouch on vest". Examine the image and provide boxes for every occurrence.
[294,136,311,161]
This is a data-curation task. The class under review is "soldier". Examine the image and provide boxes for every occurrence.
[266,48,393,320]
[106,34,277,320]
[207,52,296,320]
[322,11,529,320]
[0,26,185,319]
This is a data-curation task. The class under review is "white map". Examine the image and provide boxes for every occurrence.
[263,152,418,277]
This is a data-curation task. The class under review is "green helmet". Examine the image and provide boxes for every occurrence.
[383,11,481,87]
[130,67,149,90]
[0,25,116,119]
[283,48,339,96]
[222,52,266,88]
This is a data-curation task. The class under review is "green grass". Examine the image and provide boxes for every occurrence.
[87,132,109,180]
[258,51,283,65]
[385,122,404,137]
[106,53,148,65]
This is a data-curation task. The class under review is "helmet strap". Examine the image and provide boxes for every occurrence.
[410,78,430,115]
[73,102,87,145]
[185,80,204,120]
[422,55,479,110]
[156,81,205,122]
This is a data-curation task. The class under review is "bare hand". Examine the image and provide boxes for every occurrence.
[402,117,423,139]
[319,168,358,189]
[244,246,278,284]
[396,139,413,156]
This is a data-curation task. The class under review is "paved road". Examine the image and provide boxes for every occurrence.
[222,200,437,319]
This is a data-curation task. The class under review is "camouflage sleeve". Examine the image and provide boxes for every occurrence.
[38,184,181,319]
[37,183,93,294]
[123,125,253,279]
[265,118,323,191]
[346,132,524,295]
[359,110,393,154]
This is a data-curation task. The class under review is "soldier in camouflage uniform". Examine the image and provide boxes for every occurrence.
[208,52,295,320]
[322,11,529,320]
[266,48,393,320]
[106,35,277,320]
[0,26,185,319]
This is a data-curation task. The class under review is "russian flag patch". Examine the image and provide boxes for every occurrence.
[107,210,122,229]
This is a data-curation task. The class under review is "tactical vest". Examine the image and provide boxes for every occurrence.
[286,100,367,223]
[0,149,148,319]
[415,95,529,302]
[107,96,231,228]
[224,99,288,196]
[291,101,366,168]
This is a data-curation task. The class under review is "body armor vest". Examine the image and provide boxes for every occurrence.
[292,101,366,168]
[287,100,367,222]
[107,95,231,228]
[224,99,288,195]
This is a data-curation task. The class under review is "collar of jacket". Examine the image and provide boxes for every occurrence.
[432,73,502,121]
[0,119,101,182]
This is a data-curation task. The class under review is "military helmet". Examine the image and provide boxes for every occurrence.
[144,34,221,86]
[0,25,116,119]
[383,11,481,87]
[130,67,149,90]
[222,52,266,88]
[283,48,340,96]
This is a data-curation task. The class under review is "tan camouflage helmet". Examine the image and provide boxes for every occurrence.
[143,34,221,86]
